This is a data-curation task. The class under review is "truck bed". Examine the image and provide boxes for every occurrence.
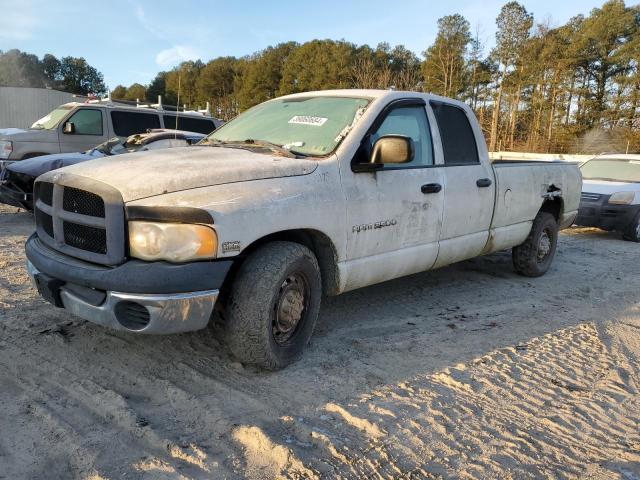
[491,161,582,230]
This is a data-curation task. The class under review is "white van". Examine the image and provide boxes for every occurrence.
[0,101,222,161]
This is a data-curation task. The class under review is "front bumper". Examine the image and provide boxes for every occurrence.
[575,193,640,232]
[27,260,218,333]
[0,162,32,209]
[25,234,233,334]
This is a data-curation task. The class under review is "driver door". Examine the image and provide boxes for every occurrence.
[59,108,108,153]
[341,99,445,292]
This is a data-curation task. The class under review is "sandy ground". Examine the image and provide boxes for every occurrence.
[0,202,639,480]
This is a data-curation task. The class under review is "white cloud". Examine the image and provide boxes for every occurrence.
[135,4,204,68]
[155,45,201,68]
[0,0,39,41]
[134,5,166,40]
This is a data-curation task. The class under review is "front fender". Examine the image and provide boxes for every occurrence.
[125,161,346,262]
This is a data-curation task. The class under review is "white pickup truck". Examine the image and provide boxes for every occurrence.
[25,89,581,369]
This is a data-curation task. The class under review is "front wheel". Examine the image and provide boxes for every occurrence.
[622,213,640,242]
[224,241,322,370]
[512,211,558,277]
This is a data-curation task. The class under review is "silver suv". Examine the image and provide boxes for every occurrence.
[0,101,222,161]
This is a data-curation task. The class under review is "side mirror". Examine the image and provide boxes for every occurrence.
[371,135,414,165]
[63,122,75,134]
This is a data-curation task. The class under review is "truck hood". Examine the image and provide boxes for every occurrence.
[56,146,318,202]
[582,179,640,195]
[9,151,102,178]
[0,127,58,143]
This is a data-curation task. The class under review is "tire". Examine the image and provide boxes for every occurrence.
[512,211,558,277]
[622,213,640,242]
[224,241,322,370]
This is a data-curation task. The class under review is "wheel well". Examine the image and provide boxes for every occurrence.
[226,230,340,296]
[540,196,563,222]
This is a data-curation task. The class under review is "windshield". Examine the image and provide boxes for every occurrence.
[31,106,73,130]
[580,158,640,183]
[206,96,370,157]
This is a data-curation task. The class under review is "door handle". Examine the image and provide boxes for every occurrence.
[421,183,442,194]
[476,178,492,188]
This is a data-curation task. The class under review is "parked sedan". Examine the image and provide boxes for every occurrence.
[575,154,640,242]
[0,129,205,210]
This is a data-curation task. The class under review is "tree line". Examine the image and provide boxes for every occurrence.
[2,0,638,153]
[0,49,106,97]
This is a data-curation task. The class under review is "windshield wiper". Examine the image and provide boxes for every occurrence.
[204,138,306,158]
[241,139,300,158]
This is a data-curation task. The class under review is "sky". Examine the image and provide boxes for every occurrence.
[0,0,608,90]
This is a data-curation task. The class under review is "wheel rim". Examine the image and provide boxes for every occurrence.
[635,220,640,239]
[537,228,552,263]
[273,272,308,345]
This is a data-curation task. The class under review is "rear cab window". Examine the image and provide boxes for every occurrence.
[430,101,479,165]
[111,111,161,137]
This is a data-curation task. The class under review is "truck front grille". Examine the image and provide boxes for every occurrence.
[63,221,107,254]
[36,182,53,206]
[33,177,125,265]
[63,186,105,217]
[35,208,54,237]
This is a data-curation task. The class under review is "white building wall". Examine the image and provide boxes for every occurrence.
[489,151,592,164]
[0,87,81,129]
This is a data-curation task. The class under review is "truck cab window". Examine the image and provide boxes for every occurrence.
[371,106,433,167]
[67,109,103,135]
[430,102,479,165]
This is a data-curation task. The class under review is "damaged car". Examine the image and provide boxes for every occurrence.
[0,129,205,210]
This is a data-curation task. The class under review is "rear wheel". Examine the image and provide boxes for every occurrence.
[622,214,640,242]
[224,241,322,370]
[513,211,558,277]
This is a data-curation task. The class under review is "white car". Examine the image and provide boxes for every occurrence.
[25,89,582,369]
[575,154,640,242]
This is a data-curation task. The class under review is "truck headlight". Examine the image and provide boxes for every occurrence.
[608,191,635,205]
[128,221,217,262]
[0,141,12,159]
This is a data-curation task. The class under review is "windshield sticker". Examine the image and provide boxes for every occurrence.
[289,115,328,127]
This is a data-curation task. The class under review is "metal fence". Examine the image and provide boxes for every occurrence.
[0,87,81,129]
